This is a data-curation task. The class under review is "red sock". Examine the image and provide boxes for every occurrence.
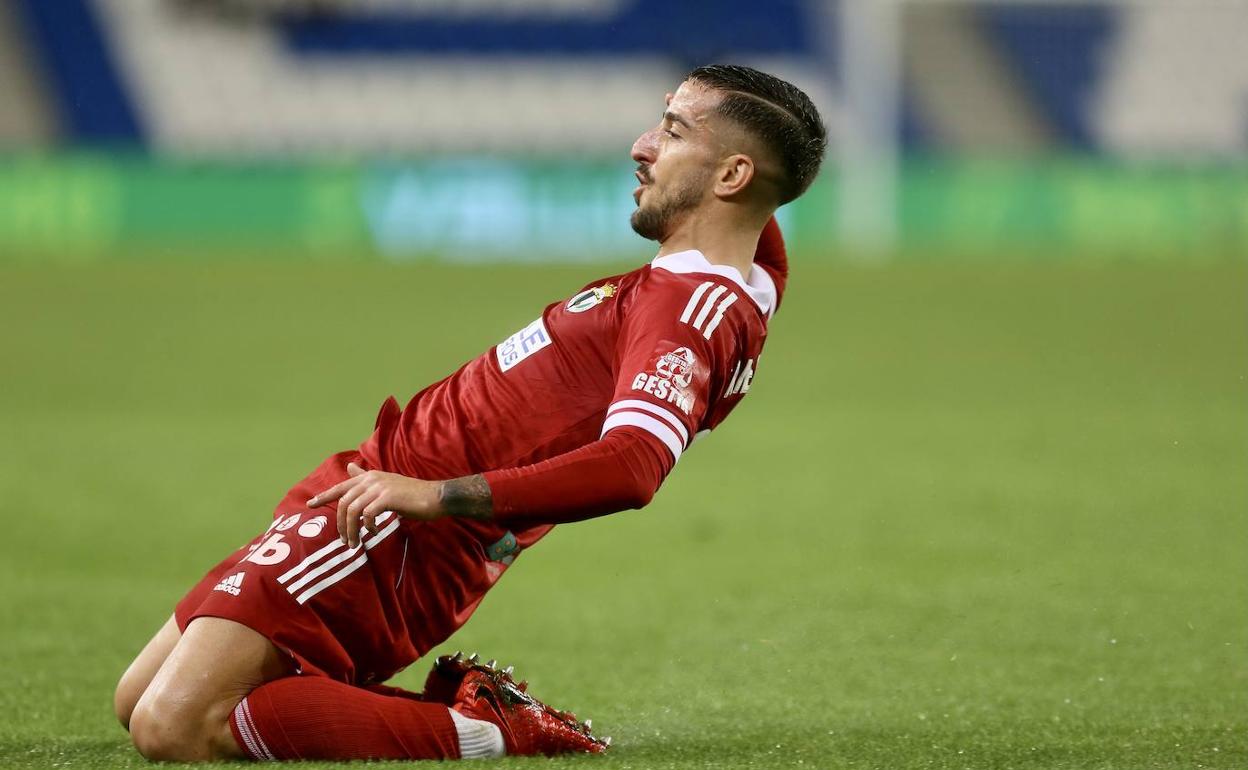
[229,676,460,761]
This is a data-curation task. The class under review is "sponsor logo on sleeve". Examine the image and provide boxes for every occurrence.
[496,317,552,373]
[630,346,698,415]
[655,346,695,388]
[566,282,617,314]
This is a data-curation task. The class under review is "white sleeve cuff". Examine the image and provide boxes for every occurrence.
[601,408,686,462]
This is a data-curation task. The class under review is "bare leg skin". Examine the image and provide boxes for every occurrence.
[114,614,181,730]
[128,617,290,761]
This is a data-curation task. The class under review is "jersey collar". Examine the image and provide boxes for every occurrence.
[650,249,777,317]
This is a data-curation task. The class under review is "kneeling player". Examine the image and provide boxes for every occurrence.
[114,64,825,761]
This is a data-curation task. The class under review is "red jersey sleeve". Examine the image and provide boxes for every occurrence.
[754,215,789,310]
[482,427,671,525]
[601,273,736,463]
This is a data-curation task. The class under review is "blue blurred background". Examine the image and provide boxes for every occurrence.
[0,0,1245,262]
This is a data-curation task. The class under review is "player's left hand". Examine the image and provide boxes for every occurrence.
[307,462,442,547]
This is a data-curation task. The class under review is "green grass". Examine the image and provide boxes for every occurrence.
[0,259,1244,769]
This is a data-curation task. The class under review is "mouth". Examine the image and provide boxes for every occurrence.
[633,169,650,204]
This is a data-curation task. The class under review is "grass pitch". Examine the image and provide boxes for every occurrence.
[0,259,1244,769]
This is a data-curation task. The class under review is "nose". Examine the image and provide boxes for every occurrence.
[631,127,658,166]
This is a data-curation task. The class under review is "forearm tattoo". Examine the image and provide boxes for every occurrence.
[439,474,494,521]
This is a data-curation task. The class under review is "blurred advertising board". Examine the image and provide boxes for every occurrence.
[0,154,1244,261]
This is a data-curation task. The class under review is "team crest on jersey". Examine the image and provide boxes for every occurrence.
[566,283,616,314]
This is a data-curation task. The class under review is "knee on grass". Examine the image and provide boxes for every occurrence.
[113,678,138,731]
[129,695,238,762]
[114,669,154,731]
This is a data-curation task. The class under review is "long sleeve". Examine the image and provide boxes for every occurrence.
[482,428,674,525]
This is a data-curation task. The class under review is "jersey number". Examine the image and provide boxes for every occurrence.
[244,533,292,566]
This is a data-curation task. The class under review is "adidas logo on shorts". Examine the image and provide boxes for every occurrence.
[213,572,245,596]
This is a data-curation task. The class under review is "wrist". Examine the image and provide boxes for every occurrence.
[437,474,494,521]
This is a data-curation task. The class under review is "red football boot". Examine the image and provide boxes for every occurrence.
[421,650,478,705]
[421,651,532,705]
[452,664,609,756]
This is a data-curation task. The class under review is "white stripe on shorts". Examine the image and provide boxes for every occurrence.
[277,511,395,586]
[293,517,402,605]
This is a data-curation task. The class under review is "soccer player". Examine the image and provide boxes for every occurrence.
[114,64,826,762]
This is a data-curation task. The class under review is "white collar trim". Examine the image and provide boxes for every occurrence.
[651,249,776,317]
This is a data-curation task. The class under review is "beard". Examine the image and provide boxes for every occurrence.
[630,169,709,241]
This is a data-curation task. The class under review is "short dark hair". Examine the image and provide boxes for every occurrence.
[687,64,827,205]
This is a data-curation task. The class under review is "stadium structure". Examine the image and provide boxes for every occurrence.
[0,0,1244,260]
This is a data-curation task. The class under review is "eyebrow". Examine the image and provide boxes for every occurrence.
[663,110,692,130]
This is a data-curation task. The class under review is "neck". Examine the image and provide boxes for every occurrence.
[656,204,767,279]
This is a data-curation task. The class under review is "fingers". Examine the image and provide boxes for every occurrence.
[343,483,381,548]
[344,494,389,549]
[307,462,368,508]
[361,498,389,535]
[307,475,357,508]
[336,482,371,546]
[309,464,421,547]
[336,473,393,548]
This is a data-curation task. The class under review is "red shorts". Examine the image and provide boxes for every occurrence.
[175,449,502,685]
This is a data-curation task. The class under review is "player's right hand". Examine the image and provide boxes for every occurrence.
[307,462,442,548]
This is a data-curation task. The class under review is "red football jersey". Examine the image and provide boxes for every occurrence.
[352,248,782,652]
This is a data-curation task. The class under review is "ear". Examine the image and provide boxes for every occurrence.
[713,153,756,199]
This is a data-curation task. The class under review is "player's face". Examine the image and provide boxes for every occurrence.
[629,81,722,241]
